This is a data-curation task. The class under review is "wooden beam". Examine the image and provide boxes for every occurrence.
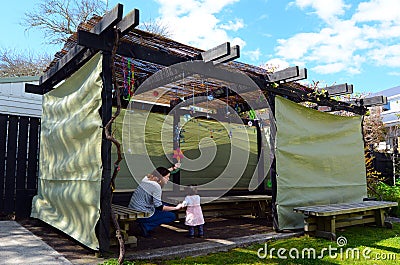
[213,45,240,65]
[39,3,124,90]
[282,68,307,83]
[348,95,388,107]
[201,42,230,62]
[266,66,299,82]
[78,8,139,51]
[77,30,113,51]
[362,96,387,106]
[91,3,123,35]
[323,83,353,96]
[39,46,96,92]
[117,8,139,35]
[25,84,43,95]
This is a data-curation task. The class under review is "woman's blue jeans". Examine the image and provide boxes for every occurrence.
[136,209,176,233]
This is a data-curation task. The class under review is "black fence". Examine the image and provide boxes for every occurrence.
[0,113,40,218]
[372,151,395,186]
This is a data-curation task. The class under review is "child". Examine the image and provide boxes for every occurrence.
[181,184,205,238]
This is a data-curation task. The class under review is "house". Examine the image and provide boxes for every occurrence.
[373,85,400,151]
[0,76,42,117]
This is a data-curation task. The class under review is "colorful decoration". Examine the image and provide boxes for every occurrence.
[173,147,184,162]
[122,58,135,101]
[249,109,256,120]
[183,114,191,122]
[153,91,159,97]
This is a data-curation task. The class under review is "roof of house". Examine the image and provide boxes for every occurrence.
[373,86,400,98]
[0,76,40,84]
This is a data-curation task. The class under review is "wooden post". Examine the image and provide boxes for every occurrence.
[267,92,279,231]
[172,109,181,192]
[375,209,386,227]
[255,120,265,193]
[98,51,113,253]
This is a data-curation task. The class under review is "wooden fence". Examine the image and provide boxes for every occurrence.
[0,113,40,218]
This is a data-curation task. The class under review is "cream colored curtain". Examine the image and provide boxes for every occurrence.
[31,53,103,250]
[275,96,367,230]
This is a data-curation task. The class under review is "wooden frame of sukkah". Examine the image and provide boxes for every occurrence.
[26,3,387,257]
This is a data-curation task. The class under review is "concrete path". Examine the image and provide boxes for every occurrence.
[126,231,304,260]
[0,221,72,265]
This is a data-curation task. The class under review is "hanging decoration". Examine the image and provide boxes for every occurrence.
[190,83,196,114]
[183,114,191,122]
[225,87,230,116]
[209,129,214,138]
[206,82,211,119]
[248,109,256,120]
[122,57,135,101]
[173,147,184,162]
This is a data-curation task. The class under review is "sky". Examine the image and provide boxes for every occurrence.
[1,0,399,94]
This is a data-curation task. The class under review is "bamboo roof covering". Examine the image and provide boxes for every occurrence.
[46,15,315,115]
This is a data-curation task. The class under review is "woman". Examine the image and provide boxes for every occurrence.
[128,164,182,237]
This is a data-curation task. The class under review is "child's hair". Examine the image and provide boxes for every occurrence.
[185,184,198,195]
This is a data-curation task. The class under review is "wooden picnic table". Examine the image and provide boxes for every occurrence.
[111,204,149,247]
[166,194,272,218]
[293,200,398,240]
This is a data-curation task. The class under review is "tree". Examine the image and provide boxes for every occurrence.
[363,106,386,147]
[21,0,108,45]
[139,17,172,38]
[3,0,108,77]
[0,48,52,77]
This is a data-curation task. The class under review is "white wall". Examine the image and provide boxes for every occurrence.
[0,77,42,117]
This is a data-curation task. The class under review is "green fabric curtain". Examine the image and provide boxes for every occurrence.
[118,109,259,191]
[275,96,367,230]
[31,53,103,250]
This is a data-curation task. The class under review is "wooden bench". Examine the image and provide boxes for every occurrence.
[166,195,272,219]
[293,201,398,240]
[111,204,149,247]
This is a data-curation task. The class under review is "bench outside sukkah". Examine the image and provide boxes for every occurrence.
[293,200,398,240]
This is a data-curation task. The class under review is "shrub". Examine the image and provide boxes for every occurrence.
[374,180,400,217]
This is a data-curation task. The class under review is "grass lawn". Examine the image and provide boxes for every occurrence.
[101,223,400,265]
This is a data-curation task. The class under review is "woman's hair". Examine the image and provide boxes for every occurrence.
[151,167,170,180]
[185,184,198,195]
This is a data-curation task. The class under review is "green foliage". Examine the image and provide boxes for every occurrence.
[99,259,135,265]
[365,148,384,198]
[374,180,400,217]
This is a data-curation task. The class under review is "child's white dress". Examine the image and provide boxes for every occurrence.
[182,195,205,226]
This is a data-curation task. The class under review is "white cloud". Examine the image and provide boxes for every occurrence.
[220,19,244,31]
[261,58,290,71]
[293,0,349,23]
[275,0,400,76]
[352,0,400,23]
[154,0,243,50]
[367,44,400,67]
[243,48,261,61]
[362,23,400,40]
[312,63,345,74]
[230,37,246,49]
[276,32,326,59]
[388,72,400,76]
